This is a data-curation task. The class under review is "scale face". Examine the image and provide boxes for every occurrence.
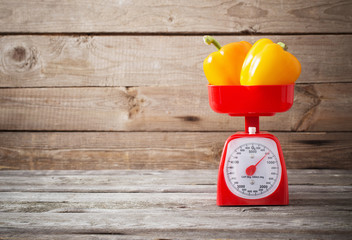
[217,133,289,206]
[224,137,282,200]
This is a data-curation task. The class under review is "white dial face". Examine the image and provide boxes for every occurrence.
[224,137,282,199]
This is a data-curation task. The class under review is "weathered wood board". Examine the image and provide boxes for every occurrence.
[0,132,351,170]
[0,169,351,191]
[0,35,351,87]
[0,0,351,33]
[0,170,351,239]
[0,84,350,131]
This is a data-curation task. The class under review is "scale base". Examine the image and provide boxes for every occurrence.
[217,131,289,206]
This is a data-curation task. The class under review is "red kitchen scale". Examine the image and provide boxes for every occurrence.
[208,84,294,206]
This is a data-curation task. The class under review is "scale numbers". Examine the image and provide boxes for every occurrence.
[224,137,282,199]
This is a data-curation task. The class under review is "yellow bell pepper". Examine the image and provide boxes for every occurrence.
[240,38,301,85]
[203,36,251,85]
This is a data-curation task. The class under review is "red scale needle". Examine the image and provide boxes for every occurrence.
[246,152,269,176]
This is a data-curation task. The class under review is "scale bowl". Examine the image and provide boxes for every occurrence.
[208,84,294,116]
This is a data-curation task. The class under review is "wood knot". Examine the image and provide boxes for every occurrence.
[2,44,40,73]
[125,87,145,119]
[168,16,174,23]
[175,116,200,122]
[11,47,26,62]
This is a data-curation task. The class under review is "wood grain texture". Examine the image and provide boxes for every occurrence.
[0,170,351,239]
[0,132,351,170]
[0,35,351,87]
[0,1,351,174]
[0,169,351,192]
[0,84,350,131]
[0,0,351,33]
[1,186,351,210]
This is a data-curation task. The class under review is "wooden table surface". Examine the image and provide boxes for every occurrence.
[0,169,351,240]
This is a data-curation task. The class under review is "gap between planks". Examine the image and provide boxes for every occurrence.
[1,32,352,36]
[0,81,351,89]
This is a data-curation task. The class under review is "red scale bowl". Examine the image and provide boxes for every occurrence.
[208,84,294,116]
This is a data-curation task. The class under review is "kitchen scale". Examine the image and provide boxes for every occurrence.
[208,84,294,206]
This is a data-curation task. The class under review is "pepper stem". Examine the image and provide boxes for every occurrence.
[277,42,288,51]
[203,35,222,50]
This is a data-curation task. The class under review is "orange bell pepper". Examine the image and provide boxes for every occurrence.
[203,36,252,85]
[240,38,301,85]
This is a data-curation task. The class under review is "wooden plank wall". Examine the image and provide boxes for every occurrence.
[0,0,351,170]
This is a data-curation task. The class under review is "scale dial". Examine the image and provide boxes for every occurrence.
[224,137,282,199]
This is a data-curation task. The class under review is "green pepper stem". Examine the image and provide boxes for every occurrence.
[203,36,222,50]
[277,42,288,51]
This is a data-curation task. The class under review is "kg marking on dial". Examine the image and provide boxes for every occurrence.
[224,141,282,199]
